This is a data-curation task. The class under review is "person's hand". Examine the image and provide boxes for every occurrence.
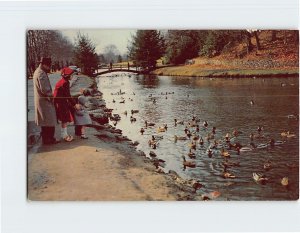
[74,104,81,110]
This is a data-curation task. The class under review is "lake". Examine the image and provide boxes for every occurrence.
[97,72,299,200]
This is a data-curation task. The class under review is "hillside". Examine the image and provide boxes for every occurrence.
[153,30,299,77]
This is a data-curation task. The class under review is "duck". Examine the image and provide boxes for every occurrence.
[223,172,236,179]
[122,111,128,115]
[207,148,213,158]
[221,148,230,158]
[149,151,157,158]
[131,109,139,114]
[145,121,155,127]
[212,126,216,135]
[281,177,289,186]
[203,121,208,128]
[263,162,272,171]
[182,156,196,168]
[191,180,203,191]
[193,135,199,141]
[174,119,184,125]
[253,173,268,184]
[119,100,125,104]
[250,100,254,105]
[286,132,296,138]
[112,99,116,103]
[189,141,196,150]
[232,129,239,137]
[152,158,166,168]
[130,116,136,122]
[174,135,187,141]
[157,127,166,133]
[199,137,204,146]
[140,128,145,135]
[188,149,196,159]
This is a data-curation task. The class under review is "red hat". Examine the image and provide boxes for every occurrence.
[61,67,74,77]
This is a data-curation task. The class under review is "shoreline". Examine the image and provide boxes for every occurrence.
[151,66,299,78]
[28,74,209,201]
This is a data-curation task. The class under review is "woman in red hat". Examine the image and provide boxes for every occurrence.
[53,67,80,142]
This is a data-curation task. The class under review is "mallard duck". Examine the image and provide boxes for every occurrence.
[223,172,236,179]
[281,177,289,186]
[149,151,157,158]
[188,149,196,159]
[182,156,196,168]
[253,173,268,184]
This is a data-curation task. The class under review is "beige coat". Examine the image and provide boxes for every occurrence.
[33,65,57,126]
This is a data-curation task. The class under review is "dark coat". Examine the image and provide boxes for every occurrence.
[53,77,76,123]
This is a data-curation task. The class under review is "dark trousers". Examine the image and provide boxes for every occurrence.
[75,125,82,136]
[41,126,55,144]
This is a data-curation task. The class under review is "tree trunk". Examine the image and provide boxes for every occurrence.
[271,30,277,41]
[253,31,261,50]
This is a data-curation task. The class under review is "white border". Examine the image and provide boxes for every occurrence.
[1,1,299,232]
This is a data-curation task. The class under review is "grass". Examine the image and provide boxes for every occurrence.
[152,66,299,78]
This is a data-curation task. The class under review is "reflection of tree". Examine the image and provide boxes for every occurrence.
[136,75,160,88]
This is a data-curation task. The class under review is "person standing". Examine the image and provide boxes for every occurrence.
[53,67,80,142]
[33,57,58,144]
[74,89,92,139]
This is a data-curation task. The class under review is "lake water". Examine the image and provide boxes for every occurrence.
[97,72,299,200]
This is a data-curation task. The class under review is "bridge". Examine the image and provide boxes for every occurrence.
[93,68,142,77]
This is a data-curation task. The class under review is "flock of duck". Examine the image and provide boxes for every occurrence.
[105,76,298,193]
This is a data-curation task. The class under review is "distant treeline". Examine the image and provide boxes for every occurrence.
[128,30,299,70]
[27,30,74,77]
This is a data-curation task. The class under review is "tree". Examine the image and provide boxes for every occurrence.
[117,55,122,63]
[103,44,120,63]
[73,32,98,76]
[27,30,74,77]
[128,30,166,70]
[165,30,205,64]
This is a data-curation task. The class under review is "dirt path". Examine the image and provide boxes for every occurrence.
[27,127,188,201]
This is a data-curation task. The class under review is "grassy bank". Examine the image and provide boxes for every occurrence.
[152,66,299,78]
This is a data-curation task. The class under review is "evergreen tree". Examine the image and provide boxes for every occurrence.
[128,30,165,70]
[74,33,98,75]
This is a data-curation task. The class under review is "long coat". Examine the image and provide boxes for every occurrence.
[33,65,57,126]
[74,96,92,125]
[53,77,76,123]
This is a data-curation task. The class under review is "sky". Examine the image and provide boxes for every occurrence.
[60,29,136,55]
